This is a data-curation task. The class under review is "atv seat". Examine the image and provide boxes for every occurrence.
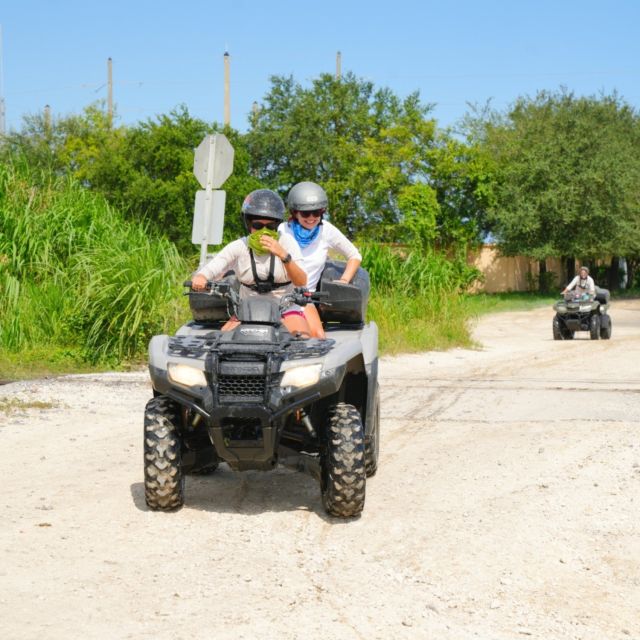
[317,260,370,326]
[188,272,238,322]
[595,287,610,305]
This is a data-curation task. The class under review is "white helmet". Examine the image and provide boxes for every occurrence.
[286,181,328,212]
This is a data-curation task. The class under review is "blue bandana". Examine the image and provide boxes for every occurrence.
[290,220,321,248]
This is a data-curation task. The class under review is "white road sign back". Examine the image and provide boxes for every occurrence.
[192,190,226,246]
[193,134,234,189]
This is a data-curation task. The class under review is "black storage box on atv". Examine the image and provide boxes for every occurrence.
[188,272,238,322]
[318,260,370,326]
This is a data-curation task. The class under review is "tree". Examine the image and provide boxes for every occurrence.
[477,90,640,272]
[247,72,489,249]
[1,105,263,252]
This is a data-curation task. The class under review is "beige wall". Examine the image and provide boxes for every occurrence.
[468,245,564,293]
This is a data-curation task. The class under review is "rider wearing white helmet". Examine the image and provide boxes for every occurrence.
[279,181,362,339]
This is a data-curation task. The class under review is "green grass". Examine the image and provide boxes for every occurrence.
[371,290,472,354]
[363,244,482,354]
[0,162,190,370]
[461,292,557,317]
[0,346,122,381]
[0,397,60,414]
[372,290,560,356]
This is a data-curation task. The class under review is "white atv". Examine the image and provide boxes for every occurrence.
[144,261,379,518]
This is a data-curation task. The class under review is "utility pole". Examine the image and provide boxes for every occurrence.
[44,104,51,136]
[336,51,342,80]
[223,51,230,127]
[107,57,113,127]
[0,24,6,136]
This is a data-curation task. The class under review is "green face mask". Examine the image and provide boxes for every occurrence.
[247,227,279,255]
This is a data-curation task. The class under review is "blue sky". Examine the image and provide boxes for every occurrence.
[2,0,639,133]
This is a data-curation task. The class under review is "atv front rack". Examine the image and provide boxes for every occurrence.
[167,333,335,360]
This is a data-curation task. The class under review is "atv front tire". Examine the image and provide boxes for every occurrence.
[364,385,380,477]
[553,316,573,340]
[321,403,366,518]
[144,396,185,510]
[589,315,600,340]
[600,315,612,340]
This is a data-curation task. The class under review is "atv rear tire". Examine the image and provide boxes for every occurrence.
[600,316,612,340]
[589,315,600,340]
[144,396,184,511]
[364,385,380,477]
[321,403,366,518]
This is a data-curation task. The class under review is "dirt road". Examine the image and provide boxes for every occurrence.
[2,301,639,640]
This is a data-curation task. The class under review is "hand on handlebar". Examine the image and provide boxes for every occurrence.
[190,274,209,291]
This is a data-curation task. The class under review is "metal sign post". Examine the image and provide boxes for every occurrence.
[192,133,234,267]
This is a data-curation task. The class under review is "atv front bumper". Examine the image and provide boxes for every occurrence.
[149,363,345,470]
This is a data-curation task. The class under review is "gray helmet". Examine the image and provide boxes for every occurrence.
[241,189,285,221]
[287,181,328,212]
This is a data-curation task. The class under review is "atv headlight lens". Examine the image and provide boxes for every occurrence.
[280,364,322,389]
[168,363,207,387]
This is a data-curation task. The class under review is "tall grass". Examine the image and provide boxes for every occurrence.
[361,244,480,353]
[0,162,189,365]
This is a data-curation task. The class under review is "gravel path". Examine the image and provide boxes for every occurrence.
[1,301,639,639]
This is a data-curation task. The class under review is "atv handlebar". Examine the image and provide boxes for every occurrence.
[283,287,329,308]
[185,281,328,311]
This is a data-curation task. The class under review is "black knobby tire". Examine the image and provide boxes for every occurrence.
[600,316,612,340]
[589,314,600,340]
[364,385,380,477]
[552,316,563,340]
[321,403,366,518]
[144,396,185,511]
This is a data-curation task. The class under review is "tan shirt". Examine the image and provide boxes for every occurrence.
[196,234,305,303]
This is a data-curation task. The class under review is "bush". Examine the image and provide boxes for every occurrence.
[362,244,481,353]
[0,163,189,364]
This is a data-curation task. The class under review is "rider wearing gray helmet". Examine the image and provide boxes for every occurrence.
[280,181,362,339]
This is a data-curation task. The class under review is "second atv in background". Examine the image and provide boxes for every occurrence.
[552,287,612,340]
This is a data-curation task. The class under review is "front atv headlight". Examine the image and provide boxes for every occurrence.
[280,364,322,389]
[168,363,207,387]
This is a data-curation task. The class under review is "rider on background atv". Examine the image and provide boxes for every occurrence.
[561,266,596,299]
[190,188,311,337]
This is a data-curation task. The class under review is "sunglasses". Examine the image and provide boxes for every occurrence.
[295,209,325,219]
[249,220,279,231]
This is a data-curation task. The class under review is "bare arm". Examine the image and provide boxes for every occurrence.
[338,257,361,283]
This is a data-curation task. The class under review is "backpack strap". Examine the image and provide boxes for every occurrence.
[246,250,290,292]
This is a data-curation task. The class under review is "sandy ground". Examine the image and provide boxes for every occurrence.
[1,301,639,640]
